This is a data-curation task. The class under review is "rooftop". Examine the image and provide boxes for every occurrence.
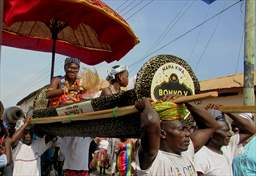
[200,71,256,92]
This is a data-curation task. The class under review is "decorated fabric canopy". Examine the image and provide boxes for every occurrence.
[3,0,139,78]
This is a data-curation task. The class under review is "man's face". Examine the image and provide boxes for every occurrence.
[184,115,197,135]
[65,63,79,80]
[188,121,197,134]
[161,120,191,154]
[212,121,232,146]
[118,71,129,87]
[22,129,32,145]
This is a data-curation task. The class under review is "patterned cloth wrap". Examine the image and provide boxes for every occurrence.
[48,77,83,107]
[152,101,190,121]
[117,142,133,176]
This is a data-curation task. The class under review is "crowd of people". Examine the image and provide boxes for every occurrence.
[0,57,255,176]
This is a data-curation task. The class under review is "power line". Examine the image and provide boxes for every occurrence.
[118,0,135,14]
[235,1,245,73]
[150,0,242,58]
[116,0,131,11]
[129,0,193,73]
[128,0,242,75]
[152,1,194,48]
[126,0,154,20]
[122,1,144,17]
[188,28,202,62]
[137,0,193,70]
[195,14,221,70]
[188,5,211,62]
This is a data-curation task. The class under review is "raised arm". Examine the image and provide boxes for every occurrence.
[135,98,160,170]
[8,117,32,145]
[46,77,63,98]
[4,137,12,165]
[225,113,256,143]
[186,103,221,152]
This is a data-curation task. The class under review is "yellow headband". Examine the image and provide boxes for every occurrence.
[152,101,190,121]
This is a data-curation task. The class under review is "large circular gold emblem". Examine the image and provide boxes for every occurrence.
[135,55,200,100]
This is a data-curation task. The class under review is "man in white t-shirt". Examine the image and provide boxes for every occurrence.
[135,98,221,176]
[7,116,54,176]
[194,108,256,176]
[57,136,92,176]
[12,136,53,176]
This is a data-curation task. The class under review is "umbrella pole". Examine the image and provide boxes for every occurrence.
[50,19,67,82]
[50,29,58,82]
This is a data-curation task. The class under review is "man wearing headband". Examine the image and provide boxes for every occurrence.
[5,116,55,176]
[47,57,83,107]
[194,106,256,176]
[135,98,221,176]
[101,65,129,96]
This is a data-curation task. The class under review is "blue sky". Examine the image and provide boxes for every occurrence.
[0,0,246,107]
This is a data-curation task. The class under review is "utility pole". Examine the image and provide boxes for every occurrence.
[244,0,255,108]
[0,0,4,99]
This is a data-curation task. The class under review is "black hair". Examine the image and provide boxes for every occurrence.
[112,65,120,69]
[215,113,226,121]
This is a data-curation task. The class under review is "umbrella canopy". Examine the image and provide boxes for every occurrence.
[3,0,139,78]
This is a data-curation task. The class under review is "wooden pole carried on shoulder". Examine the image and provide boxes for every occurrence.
[32,91,218,124]
[219,105,256,113]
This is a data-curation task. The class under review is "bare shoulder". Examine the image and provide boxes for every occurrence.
[101,87,112,96]
[51,77,61,83]
[49,77,61,88]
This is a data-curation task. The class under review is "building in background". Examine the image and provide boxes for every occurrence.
[193,71,256,108]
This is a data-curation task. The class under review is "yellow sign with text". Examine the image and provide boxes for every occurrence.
[151,63,195,100]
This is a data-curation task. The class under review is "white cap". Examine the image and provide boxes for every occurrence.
[207,109,225,121]
[239,113,254,123]
[107,65,128,80]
